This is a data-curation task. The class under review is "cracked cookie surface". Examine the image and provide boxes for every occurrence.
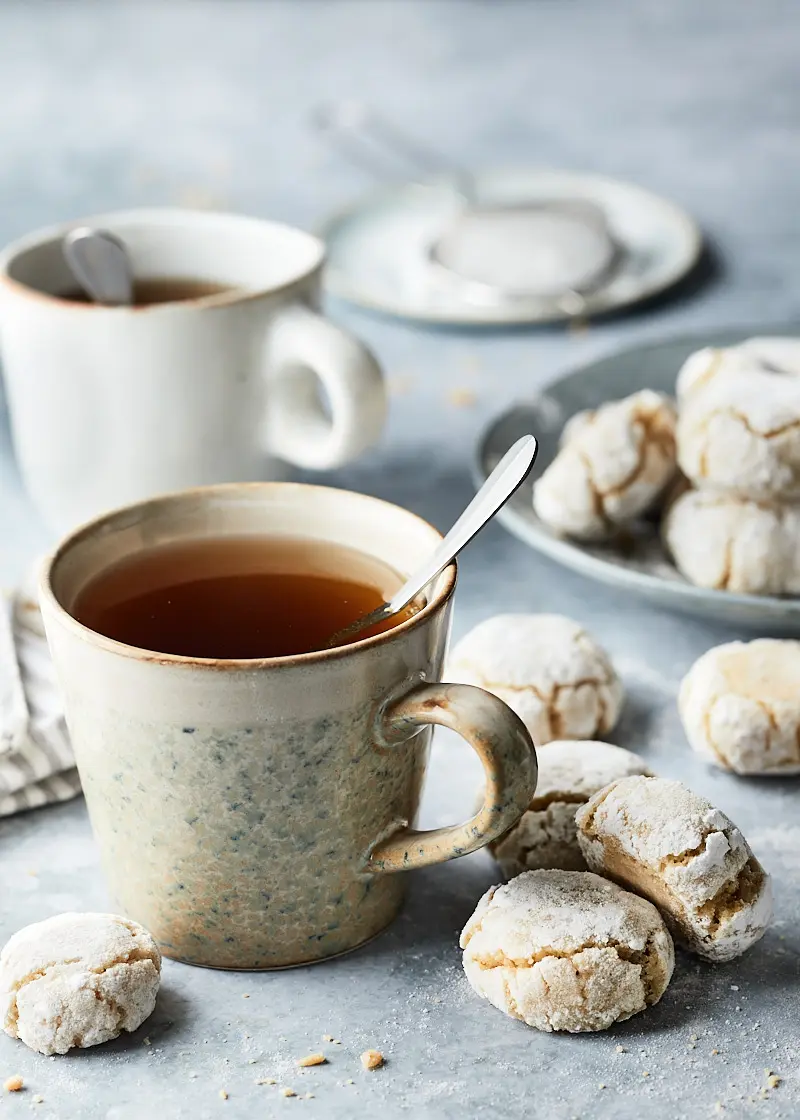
[677,360,800,499]
[576,776,772,961]
[662,488,800,594]
[0,912,161,1055]
[460,870,673,1033]
[677,338,800,402]
[680,639,800,776]
[532,390,677,540]
[447,614,624,745]
[489,740,653,876]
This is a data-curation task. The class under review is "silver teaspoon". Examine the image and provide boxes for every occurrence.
[63,227,134,306]
[327,434,538,649]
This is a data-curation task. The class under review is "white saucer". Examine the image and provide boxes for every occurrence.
[320,168,702,326]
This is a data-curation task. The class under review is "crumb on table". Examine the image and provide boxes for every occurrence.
[447,388,477,409]
[297,1054,327,1068]
[281,1087,296,1098]
[3,1076,23,1092]
[219,1089,228,1100]
[360,1050,384,1071]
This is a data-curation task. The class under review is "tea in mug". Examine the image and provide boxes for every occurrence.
[73,536,417,658]
[59,277,234,306]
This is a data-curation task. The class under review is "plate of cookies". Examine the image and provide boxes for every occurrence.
[476,327,800,630]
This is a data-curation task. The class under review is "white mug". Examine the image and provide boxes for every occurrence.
[0,209,386,533]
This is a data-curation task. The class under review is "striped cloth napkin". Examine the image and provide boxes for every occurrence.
[0,578,80,816]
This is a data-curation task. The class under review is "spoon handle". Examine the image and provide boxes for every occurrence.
[387,434,537,614]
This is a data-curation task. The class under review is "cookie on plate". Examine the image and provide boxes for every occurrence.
[489,740,653,876]
[460,870,674,1033]
[680,639,800,775]
[662,488,800,595]
[576,776,772,961]
[533,390,677,540]
[677,363,800,499]
[677,338,800,402]
[447,615,624,745]
[676,345,760,400]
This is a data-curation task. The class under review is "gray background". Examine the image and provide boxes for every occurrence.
[0,2,798,1118]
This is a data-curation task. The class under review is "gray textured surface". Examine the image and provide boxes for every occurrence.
[0,2,799,1118]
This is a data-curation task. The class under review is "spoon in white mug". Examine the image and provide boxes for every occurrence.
[62,227,134,306]
[327,434,538,649]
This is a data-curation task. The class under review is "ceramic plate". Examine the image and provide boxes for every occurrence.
[475,326,800,631]
[320,168,702,326]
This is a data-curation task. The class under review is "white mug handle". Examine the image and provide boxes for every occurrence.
[263,302,386,470]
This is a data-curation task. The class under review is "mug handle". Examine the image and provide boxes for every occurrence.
[263,302,386,470]
[367,682,537,873]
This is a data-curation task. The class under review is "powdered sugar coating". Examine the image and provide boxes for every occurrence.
[460,870,673,1033]
[533,390,677,540]
[680,639,800,775]
[676,346,760,400]
[677,362,800,499]
[1,912,161,1055]
[739,336,800,375]
[576,776,772,961]
[662,488,800,594]
[490,740,653,876]
[447,615,624,745]
[677,338,800,402]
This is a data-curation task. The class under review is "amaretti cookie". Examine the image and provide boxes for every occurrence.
[447,614,624,745]
[576,776,772,961]
[680,639,800,775]
[662,488,800,594]
[1,913,161,1055]
[460,870,674,1033]
[677,338,800,402]
[489,740,653,876]
[739,336,800,376]
[533,390,677,540]
[676,345,760,401]
[677,363,800,500]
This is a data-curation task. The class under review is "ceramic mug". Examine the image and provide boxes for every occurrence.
[39,482,538,969]
[0,209,386,534]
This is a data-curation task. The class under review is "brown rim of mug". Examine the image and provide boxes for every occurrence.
[0,262,325,313]
[39,481,458,672]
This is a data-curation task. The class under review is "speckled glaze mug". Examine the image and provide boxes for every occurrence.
[40,483,537,969]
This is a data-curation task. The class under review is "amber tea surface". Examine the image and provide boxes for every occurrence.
[73,536,416,658]
[58,276,234,306]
